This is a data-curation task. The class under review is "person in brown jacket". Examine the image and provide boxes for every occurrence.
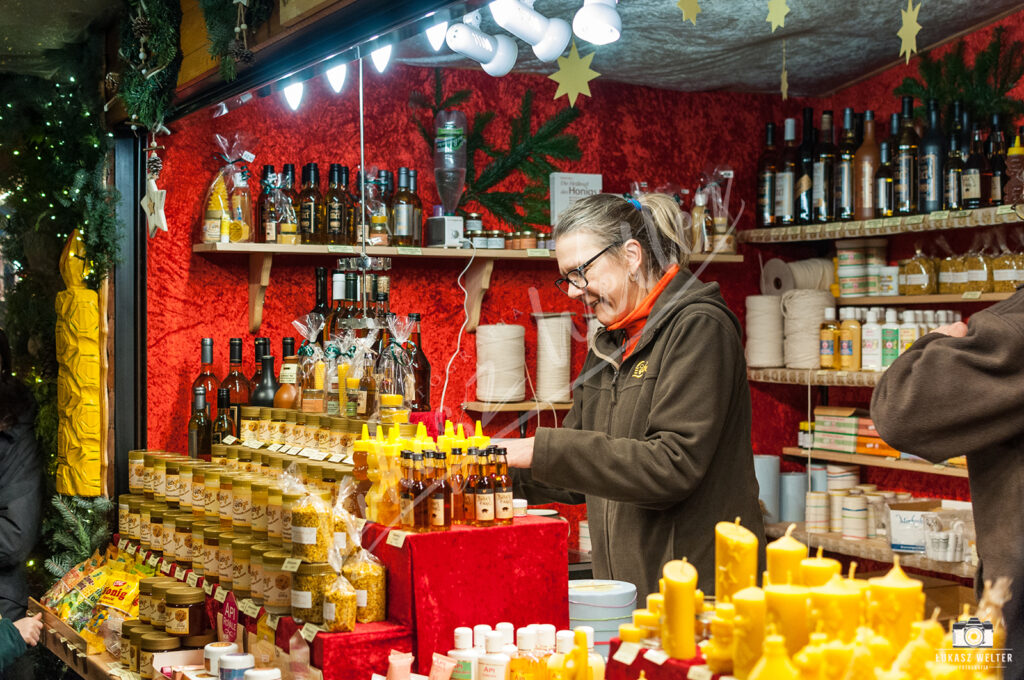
[871,293,1024,678]
[508,193,765,599]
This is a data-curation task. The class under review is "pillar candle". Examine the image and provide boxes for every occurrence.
[800,546,841,587]
[764,581,810,657]
[703,603,735,675]
[808,575,861,643]
[867,556,924,650]
[661,558,697,660]
[632,608,659,645]
[646,594,664,616]
[617,624,645,643]
[715,518,759,603]
[731,586,766,680]
[766,523,806,586]
[844,562,871,620]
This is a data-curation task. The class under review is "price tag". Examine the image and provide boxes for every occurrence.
[526,248,551,257]
[644,650,669,666]
[282,558,303,573]
[127,543,137,555]
[804,225,822,238]
[284,445,301,455]
[295,447,316,458]
[904,214,924,225]
[386,530,408,549]
[214,587,229,603]
[328,454,344,463]
[108,661,123,671]
[222,435,238,445]
[864,219,883,230]
[950,210,970,218]
[240,599,260,618]
[883,217,902,228]
[686,667,714,680]
[243,440,264,449]
[160,561,171,574]
[204,581,214,596]
[930,210,950,220]
[824,224,842,236]
[118,538,127,551]
[187,572,199,587]
[147,555,159,568]
[998,204,1016,215]
[961,291,983,300]
[301,623,322,643]
[267,614,280,631]
[396,246,423,256]
[327,245,355,254]
[611,642,642,665]
[268,443,284,452]
[310,451,330,461]
[240,151,256,163]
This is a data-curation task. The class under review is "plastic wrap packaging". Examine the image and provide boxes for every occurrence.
[963,232,995,293]
[348,330,380,420]
[199,133,256,244]
[293,313,327,413]
[899,244,937,296]
[260,171,299,245]
[324,331,355,416]
[376,315,415,412]
[290,491,333,563]
[322,533,357,633]
[341,513,386,623]
[992,229,1019,292]
[935,235,967,294]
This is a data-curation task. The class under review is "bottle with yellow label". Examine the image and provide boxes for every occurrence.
[510,628,541,680]
[819,307,839,369]
[838,308,862,371]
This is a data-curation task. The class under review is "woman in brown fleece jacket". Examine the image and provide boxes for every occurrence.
[508,193,764,599]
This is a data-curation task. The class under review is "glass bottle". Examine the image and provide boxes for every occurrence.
[757,122,778,228]
[797,107,816,224]
[895,96,920,215]
[391,167,417,246]
[951,101,966,158]
[853,110,879,221]
[324,164,352,245]
[192,338,220,418]
[257,164,276,244]
[213,388,235,443]
[429,450,452,532]
[278,164,300,246]
[449,447,466,525]
[945,133,964,210]
[250,337,267,385]
[988,114,1007,206]
[356,352,377,418]
[411,452,430,532]
[326,270,346,343]
[964,125,991,209]
[494,448,513,526]
[188,386,212,460]
[812,110,836,223]
[836,108,857,221]
[250,355,280,408]
[368,214,390,246]
[348,170,364,246]
[222,338,251,427]
[918,99,945,214]
[409,169,424,246]
[407,313,431,412]
[774,118,798,226]
[399,450,415,530]
[298,163,325,244]
[274,337,301,409]
[473,447,495,527]
[462,447,479,525]
[875,141,895,218]
[311,266,330,345]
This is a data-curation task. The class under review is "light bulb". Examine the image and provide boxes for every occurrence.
[326,64,348,92]
[573,0,621,45]
[489,0,571,62]
[445,22,517,77]
[283,82,303,111]
[371,45,392,73]
[425,21,448,51]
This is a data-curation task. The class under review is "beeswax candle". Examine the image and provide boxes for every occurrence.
[764,580,809,656]
[799,546,841,587]
[748,631,800,680]
[661,558,697,660]
[766,524,806,586]
[731,586,765,680]
[808,575,861,643]
[867,556,924,650]
[715,518,758,604]
[703,603,735,675]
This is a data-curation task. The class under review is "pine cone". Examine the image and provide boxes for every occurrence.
[146,155,163,178]
[105,72,120,93]
[131,14,152,38]
[229,40,255,64]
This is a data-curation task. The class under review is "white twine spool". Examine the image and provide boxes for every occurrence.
[826,464,859,491]
[805,491,829,533]
[745,295,785,368]
[829,490,848,533]
[781,289,835,369]
[586,316,603,351]
[842,494,868,540]
[534,313,573,403]
[760,258,834,295]
[476,324,526,402]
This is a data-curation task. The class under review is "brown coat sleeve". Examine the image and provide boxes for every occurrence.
[532,311,743,509]
[870,307,1024,462]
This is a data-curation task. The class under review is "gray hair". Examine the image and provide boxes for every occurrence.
[552,193,692,280]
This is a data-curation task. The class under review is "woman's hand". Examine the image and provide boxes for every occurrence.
[14,613,42,646]
[504,437,535,468]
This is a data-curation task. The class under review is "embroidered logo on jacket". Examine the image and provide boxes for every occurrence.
[631,361,648,378]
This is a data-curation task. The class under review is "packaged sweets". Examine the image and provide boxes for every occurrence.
[199,133,256,245]
[291,561,333,624]
[323,533,356,632]
[290,492,333,563]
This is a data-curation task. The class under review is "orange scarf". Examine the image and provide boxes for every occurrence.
[607,264,680,359]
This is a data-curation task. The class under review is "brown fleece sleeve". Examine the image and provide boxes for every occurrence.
[870,308,1024,462]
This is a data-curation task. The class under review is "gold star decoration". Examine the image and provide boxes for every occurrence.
[780,40,789,100]
[141,177,167,237]
[766,0,789,32]
[676,0,701,26]
[898,0,922,64]
[549,41,600,107]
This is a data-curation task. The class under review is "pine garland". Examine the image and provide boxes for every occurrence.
[895,27,1024,133]
[409,69,582,230]
[116,0,182,132]
[43,496,113,578]
[199,0,275,81]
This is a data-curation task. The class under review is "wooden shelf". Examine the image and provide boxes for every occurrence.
[463,400,573,413]
[738,205,1022,243]
[747,367,881,387]
[765,522,975,579]
[836,292,1014,305]
[29,598,121,680]
[782,447,968,478]
[194,243,741,333]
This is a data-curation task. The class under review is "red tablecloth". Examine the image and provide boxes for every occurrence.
[606,638,723,680]
[275,616,414,679]
[363,516,570,672]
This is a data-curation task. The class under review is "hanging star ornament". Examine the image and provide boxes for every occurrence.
[898,0,922,63]
[676,0,701,26]
[766,0,789,32]
[549,41,600,107]
[141,176,167,237]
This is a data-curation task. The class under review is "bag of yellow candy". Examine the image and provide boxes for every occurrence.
[198,132,257,244]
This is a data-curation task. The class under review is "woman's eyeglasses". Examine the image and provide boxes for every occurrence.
[554,243,618,294]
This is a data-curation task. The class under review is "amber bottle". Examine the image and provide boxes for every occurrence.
[274,337,301,409]
[473,448,495,527]
[449,448,466,525]
[494,448,514,526]
[462,447,479,525]
[429,450,452,531]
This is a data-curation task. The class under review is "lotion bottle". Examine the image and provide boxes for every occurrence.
[861,311,882,371]
[881,309,900,368]
[479,631,511,680]
[839,308,862,371]
[450,627,482,680]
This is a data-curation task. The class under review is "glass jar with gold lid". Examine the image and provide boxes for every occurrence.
[257,408,273,444]
[147,506,166,559]
[189,464,208,518]
[190,521,210,573]
[202,526,224,583]
[129,450,147,494]
[267,485,284,545]
[249,541,274,606]
[230,536,257,598]
[150,580,179,630]
[126,495,144,541]
[164,459,181,509]
[216,531,238,591]
[140,632,179,679]
[152,456,168,502]
[231,474,253,533]
[304,415,321,448]
[237,446,253,473]
[224,446,240,470]
[210,444,228,467]
[177,460,194,513]
[284,411,298,446]
[143,452,160,499]
[250,479,269,537]
[261,550,292,616]
[293,413,307,445]
[161,512,178,560]
[202,468,221,520]
[139,576,175,625]
[164,587,207,638]
[218,473,235,529]
[239,406,260,442]
[271,410,287,445]
[174,514,195,568]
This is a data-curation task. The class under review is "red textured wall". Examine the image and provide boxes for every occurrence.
[149,9,1024,503]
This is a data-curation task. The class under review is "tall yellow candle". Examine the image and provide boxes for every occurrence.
[799,546,841,587]
[808,575,861,643]
[731,586,766,680]
[715,518,759,603]
[764,580,810,657]
[661,558,697,660]
[766,524,806,586]
[703,603,735,675]
[867,556,924,650]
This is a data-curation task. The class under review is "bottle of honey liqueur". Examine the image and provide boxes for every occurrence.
[473,447,495,526]
[463,447,481,525]
[494,448,514,526]
[429,450,452,531]
[324,164,352,245]
[298,163,325,244]
[449,447,466,525]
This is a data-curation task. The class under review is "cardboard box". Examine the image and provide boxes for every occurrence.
[550,173,602,226]
[889,500,973,553]
[813,406,881,437]
[812,431,899,457]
